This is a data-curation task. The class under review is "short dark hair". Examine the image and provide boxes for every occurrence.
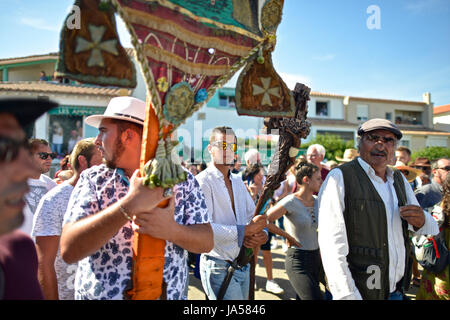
[209,126,236,144]
[70,138,97,173]
[295,158,319,185]
[109,118,143,137]
[242,163,264,182]
[28,138,49,153]
[396,146,411,156]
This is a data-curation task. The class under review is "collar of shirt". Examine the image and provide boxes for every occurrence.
[206,162,230,179]
[357,157,394,184]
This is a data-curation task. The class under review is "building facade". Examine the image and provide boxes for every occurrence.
[2,51,447,167]
[433,104,450,133]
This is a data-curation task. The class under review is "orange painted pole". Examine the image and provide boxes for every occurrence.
[127,97,170,300]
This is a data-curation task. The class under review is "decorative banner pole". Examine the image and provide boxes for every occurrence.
[126,97,169,299]
[56,0,299,300]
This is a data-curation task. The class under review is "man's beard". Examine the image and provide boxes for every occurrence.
[105,136,125,169]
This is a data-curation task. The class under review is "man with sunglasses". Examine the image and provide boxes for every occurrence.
[0,97,58,299]
[318,118,438,300]
[21,139,57,236]
[415,157,450,211]
[196,126,268,300]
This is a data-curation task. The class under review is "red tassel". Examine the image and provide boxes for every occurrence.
[429,237,440,259]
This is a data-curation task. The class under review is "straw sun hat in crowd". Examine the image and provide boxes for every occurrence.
[393,161,422,182]
[336,148,359,163]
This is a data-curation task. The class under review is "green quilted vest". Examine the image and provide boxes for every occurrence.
[339,159,412,300]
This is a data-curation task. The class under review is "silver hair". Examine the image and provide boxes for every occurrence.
[244,148,260,164]
[306,144,326,158]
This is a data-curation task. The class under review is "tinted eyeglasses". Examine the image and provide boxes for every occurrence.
[212,141,237,152]
[364,133,396,146]
[0,136,30,163]
[412,166,430,171]
[37,152,56,160]
[437,165,450,172]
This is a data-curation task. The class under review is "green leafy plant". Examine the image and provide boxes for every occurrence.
[411,146,450,162]
[302,133,355,161]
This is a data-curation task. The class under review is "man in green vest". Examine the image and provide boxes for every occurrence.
[317,118,439,300]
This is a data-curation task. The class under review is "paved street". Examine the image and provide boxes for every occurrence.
[187,239,419,300]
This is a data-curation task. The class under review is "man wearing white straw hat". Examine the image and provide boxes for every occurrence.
[61,96,213,300]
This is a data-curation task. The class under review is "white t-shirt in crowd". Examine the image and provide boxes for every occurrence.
[32,182,76,300]
[21,174,57,235]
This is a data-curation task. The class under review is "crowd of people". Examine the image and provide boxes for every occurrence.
[0,96,448,301]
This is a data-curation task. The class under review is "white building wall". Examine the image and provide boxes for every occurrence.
[426,136,449,148]
[304,125,357,145]
[308,97,344,119]
[433,114,450,124]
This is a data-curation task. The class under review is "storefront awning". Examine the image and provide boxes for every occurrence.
[48,105,106,116]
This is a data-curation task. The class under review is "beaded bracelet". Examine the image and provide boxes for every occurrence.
[119,205,133,222]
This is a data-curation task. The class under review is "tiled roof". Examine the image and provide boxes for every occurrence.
[308,118,356,127]
[0,53,59,65]
[434,104,450,115]
[310,91,427,106]
[401,129,450,136]
[0,81,131,97]
[0,50,135,66]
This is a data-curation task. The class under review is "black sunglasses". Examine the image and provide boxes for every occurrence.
[412,166,430,171]
[437,166,450,172]
[37,152,56,160]
[0,136,30,163]
[365,133,396,145]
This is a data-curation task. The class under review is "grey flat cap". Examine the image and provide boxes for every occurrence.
[357,118,402,140]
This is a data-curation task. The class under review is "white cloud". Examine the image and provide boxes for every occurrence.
[405,0,447,13]
[312,53,335,61]
[19,17,59,32]
[278,72,312,90]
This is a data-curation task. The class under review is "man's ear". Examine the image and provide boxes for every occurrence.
[207,144,212,154]
[77,155,88,171]
[121,128,135,145]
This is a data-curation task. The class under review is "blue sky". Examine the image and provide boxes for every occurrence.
[0,0,449,107]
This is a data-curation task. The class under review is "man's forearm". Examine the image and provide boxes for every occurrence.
[37,262,59,300]
[35,236,60,300]
[61,200,129,264]
[169,223,213,254]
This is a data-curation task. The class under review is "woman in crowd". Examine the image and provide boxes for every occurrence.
[266,159,326,300]
[416,173,450,300]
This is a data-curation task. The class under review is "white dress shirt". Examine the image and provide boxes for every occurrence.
[318,157,439,300]
[196,163,256,261]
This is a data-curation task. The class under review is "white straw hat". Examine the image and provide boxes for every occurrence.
[85,96,146,128]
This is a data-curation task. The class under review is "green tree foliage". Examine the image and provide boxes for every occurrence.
[411,146,450,162]
[302,134,355,161]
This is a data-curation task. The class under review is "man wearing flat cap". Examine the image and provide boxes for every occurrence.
[317,118,439,300]
[0,97,57,299]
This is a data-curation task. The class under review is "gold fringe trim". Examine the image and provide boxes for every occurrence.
[124,7,253,57]
[143,44,231,76]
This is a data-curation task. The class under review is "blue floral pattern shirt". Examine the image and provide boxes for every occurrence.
[63,164,210,300]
